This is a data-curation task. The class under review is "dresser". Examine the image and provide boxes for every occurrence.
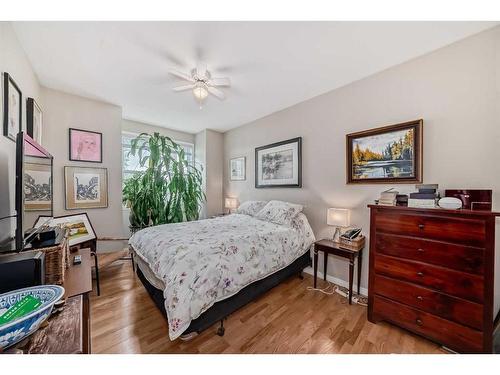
[367,205,499,353]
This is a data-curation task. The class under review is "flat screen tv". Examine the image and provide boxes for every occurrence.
[14,132,54,251]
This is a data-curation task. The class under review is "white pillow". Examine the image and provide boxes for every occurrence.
[236,200,268,216]
[255,200,303,226]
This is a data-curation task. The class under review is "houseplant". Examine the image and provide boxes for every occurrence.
[122,132,205,230]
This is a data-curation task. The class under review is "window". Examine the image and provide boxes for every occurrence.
[122,131,194,182]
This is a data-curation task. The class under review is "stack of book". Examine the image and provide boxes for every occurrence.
[377,189,398,206]
[408,184,439,208]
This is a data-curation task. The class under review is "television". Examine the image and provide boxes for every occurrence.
[14,132,54,251]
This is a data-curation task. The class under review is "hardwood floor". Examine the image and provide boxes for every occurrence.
[90,260,446,354]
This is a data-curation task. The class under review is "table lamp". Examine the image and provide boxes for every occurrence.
[225,197,239,214]
[327,208,350,242]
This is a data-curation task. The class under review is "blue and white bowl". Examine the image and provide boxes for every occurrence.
[0,285,65,350]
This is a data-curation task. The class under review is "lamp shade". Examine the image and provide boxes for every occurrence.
[327,208,350,227]
[225,197,239,210]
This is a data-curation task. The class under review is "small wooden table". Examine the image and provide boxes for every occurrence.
[10,248,93,354]
[313,239,364,304]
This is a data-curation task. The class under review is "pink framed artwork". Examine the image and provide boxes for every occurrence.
[69,128,102,163]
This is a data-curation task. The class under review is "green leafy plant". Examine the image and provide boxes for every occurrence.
[122,132,205,228]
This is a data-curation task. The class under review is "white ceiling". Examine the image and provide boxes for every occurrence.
[12,21,497,134]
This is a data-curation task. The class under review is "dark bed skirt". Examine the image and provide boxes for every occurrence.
[136,250,312,336]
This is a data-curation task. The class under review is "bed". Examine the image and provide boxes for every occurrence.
[129,203,315,341]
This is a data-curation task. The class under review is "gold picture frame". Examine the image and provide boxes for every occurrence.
[64,166,108,209]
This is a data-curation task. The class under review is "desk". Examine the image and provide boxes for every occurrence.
[10,248,93,354]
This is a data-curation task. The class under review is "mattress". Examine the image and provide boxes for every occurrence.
[129,212,315,340]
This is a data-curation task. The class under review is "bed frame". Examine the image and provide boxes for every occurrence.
[135,249,312,337]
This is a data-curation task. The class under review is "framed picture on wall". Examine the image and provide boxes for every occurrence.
[255,137,302,188]
[26,97,43,145]
[230,156,246,181]
[3,73,23,142]
[69,128,103,163]
[64,166,108,209]
[34,213,96,247]
[346,119,423,184]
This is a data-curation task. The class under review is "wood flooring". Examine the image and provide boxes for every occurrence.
[90,260,446,354]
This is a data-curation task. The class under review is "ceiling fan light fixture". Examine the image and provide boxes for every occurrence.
[193,82,208,102]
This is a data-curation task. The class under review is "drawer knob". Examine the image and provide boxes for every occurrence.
[416,295,423,301]
[418,224,425,230]
[417,272,424,277]
[416,319,423,326]
[417,248,424,253]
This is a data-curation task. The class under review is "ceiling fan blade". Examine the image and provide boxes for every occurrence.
[196,62,207,78]
[172,84,195,92]
[209,77,231,87]
[208,86,226,100]
[168,69,195,82]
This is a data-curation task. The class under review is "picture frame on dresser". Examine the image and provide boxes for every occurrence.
[33,213,96,247]
[346,120,423,184]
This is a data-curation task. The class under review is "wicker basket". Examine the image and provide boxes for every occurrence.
[338,235,365,251]
[24,231,70,285]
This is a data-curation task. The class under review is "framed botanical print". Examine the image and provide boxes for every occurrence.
[3,73,22,142]
[27,97,43,144]
[230,156,246,181]
[69,128,103,163]
[255,137,302,188]
[64,166,108,209]
[24,161,53,211]
[346,119,423,184]
[34,213,96,247]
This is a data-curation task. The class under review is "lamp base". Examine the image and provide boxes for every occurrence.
[332,227,341,243]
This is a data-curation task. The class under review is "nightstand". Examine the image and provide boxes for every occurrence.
[313,239,364,304]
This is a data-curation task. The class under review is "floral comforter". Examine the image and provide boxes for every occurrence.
[129,213,315,340]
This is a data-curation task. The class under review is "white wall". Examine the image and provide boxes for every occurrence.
[195,129,224,218]
[224,26,500,315]
[40,87,125,244]
[0,22,40,243]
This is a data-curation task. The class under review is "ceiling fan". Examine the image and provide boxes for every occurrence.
[169,62,231,108]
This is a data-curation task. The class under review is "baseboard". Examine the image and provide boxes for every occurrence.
[303,266,368,296]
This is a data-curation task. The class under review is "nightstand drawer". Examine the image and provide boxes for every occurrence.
[372,295,483,353]
[374,254,484,303]
[374,211,486,247]
[375,233,485,275]
[373,274,483,330]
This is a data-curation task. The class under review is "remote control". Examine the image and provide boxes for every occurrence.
[73,255,82,265]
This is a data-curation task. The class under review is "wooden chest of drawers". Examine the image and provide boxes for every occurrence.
[367,205,499,353]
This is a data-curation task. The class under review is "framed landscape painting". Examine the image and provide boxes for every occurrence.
[64,166,108,209]
[230,156,246,181]
[255,137,302,188]
[69,128,103,163]
[346,120,423,184]
[34,213,96,247]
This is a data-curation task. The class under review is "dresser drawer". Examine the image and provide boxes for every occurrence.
[374,254,484,303]
[372,295,483,353]
[374,212,486,247]
[375,233,484,274]
[373,274,483,330]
